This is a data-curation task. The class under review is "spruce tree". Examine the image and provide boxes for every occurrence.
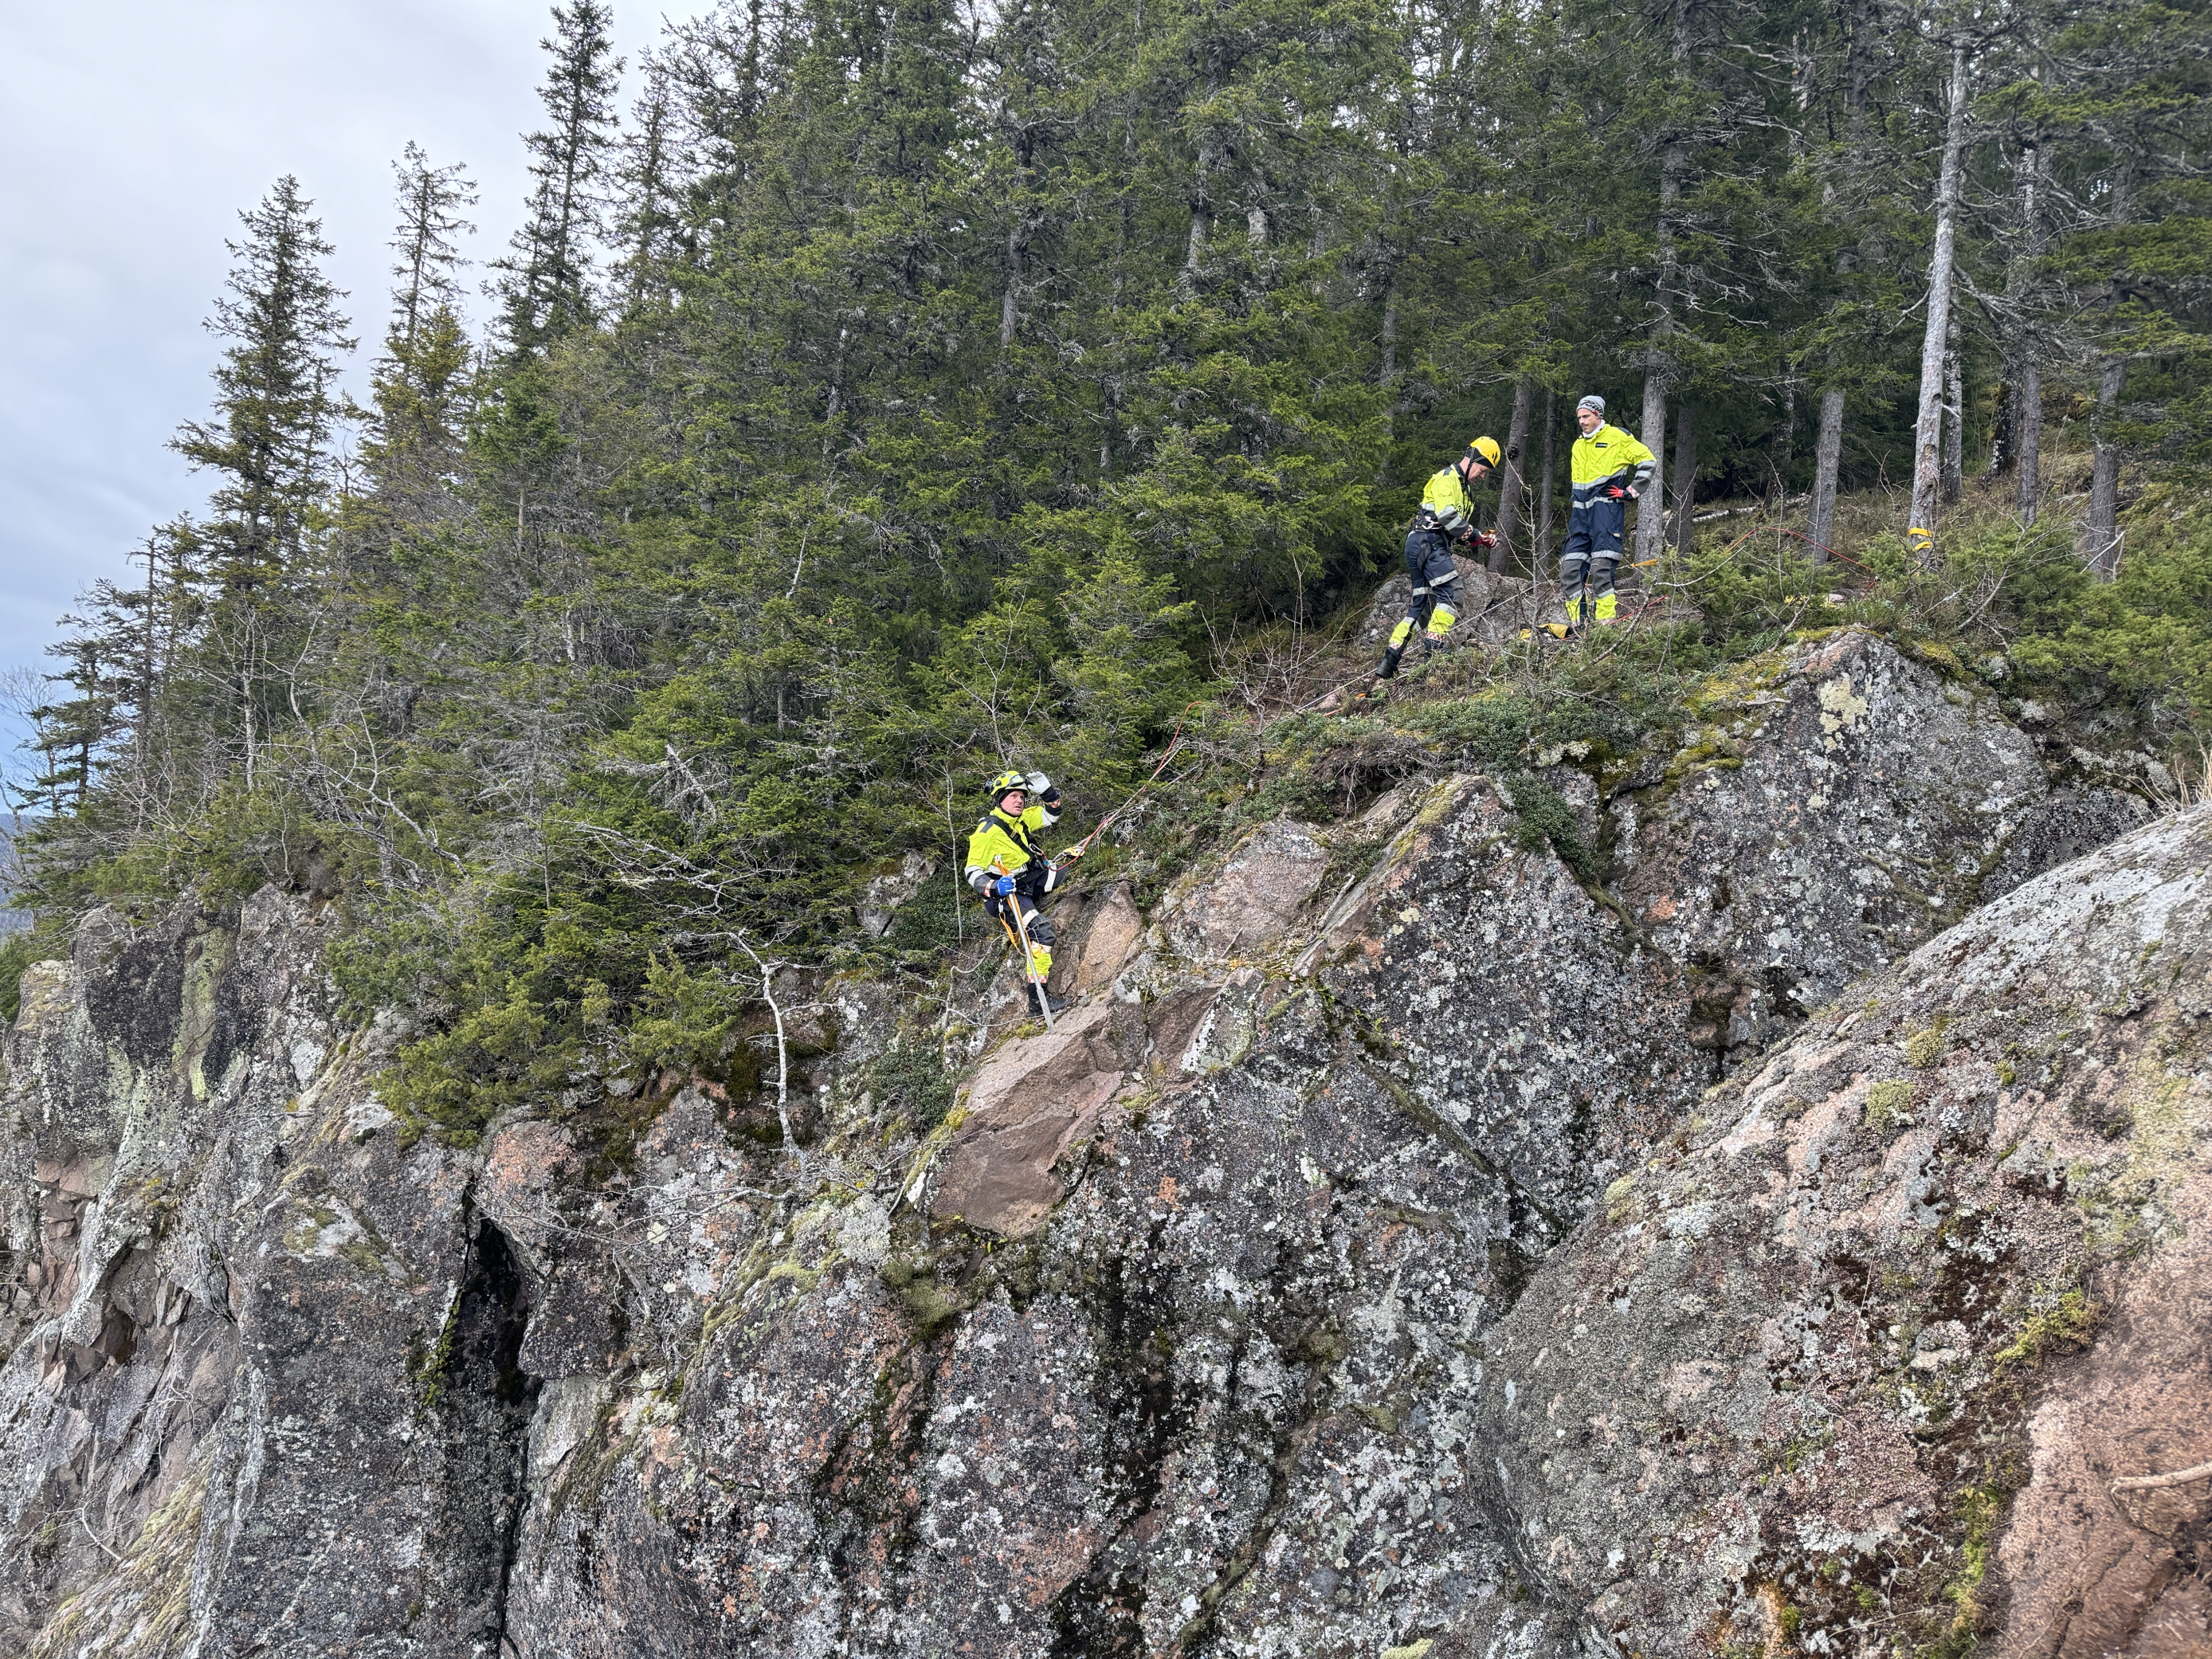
[492,0,623,356]
[611,53,683,312]
[364,146,477,485]
[167,177,353,786]
[389,142,477,350]
[2036,0,2212,575]
[171,176,353,597]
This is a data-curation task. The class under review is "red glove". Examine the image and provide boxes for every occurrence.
[1476,531,1498,548]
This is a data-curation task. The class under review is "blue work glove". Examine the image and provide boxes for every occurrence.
[993,874,1017,897]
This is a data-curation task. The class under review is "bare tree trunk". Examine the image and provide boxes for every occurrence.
[1000,219,1026,347]
[1636,375,1669,571]
[1670,403,1697,558]
[1377,263,1401,477]
[1804,0,1876,567]
[1535,387,1558,575]
[1809,386,1845,559]
[2010,135,2048,524]
[2082,358,2127,577]
[1636,0,1696,571]
[1941,308,1965,505]
[2017,362,2042,524]
[1769,375,1796,507]
[1492,375,1534,575]
[1179,61,1222,299]
[1907,41,1973,568]
[1378,271,1399,399]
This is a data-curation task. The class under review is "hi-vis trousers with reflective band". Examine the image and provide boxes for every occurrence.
[1389,528,1461,650]
[1560,496,1625,625]
[990,888,1054,983]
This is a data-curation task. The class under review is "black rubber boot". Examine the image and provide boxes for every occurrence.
[1029,984,1068,1018]
[1378,644,1406,680]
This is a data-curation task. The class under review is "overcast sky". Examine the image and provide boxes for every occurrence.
[0,0,710,679]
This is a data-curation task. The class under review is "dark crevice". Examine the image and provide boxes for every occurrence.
[1166,1341,1331,1657]
[1048,1237,1186,1657]
[429,1206,541,1650]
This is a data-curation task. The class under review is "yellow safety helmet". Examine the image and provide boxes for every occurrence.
[1467,436,1502,469]
[987,768,1027,798]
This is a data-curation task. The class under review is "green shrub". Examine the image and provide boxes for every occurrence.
[1502,773,1600,887]
[862,1036,957,1130]
[0,924,67,1024]
[879,868,964,957]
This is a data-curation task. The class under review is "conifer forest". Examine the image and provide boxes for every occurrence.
[7,0,2210,1128]
[12,5,2212,1653]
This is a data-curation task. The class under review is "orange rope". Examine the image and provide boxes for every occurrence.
[1056,701,1203,864]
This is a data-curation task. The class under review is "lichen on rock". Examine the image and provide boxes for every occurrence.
[0,623,2187,1658]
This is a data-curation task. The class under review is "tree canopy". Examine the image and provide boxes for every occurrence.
[10,0,2210,1124]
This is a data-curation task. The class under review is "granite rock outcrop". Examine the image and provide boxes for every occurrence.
[0,629,2183,1658]
[1477,800,2212,1658]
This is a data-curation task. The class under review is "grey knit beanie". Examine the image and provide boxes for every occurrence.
[1577,394,1606,417]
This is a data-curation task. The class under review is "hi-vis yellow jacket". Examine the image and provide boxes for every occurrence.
[1569,424,1657,506]
[964,802,1061,893]
[1416,464,1477,534]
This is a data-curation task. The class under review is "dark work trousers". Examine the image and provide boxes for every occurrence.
[1560,495,1626,609]
[1396,528,1461,639]
[986,877,1055,952]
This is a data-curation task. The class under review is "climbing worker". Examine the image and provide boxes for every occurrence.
[1563,395,1657,634]
[964,768,1069,1019]
[1376,437,1501,680]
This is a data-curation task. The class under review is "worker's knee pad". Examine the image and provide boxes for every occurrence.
[1559,552,1589,591]
[1023,911,1055,948]
[1590,557,1618,596]
[1425,603,1457,641]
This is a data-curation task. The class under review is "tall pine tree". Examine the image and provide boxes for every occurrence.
[168,177,353,785]
[492,0,623,357]
[363,145,477,485]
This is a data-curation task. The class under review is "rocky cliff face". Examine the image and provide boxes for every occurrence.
[0,630,2190,1658]
[1481,802,2212,1659]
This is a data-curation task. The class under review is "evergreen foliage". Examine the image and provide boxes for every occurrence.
[11,0,2211,1137]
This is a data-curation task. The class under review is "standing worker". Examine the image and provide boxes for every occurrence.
[1375,438,1501,681]
[1563,396,1657,633]
[965,768,1069,1019]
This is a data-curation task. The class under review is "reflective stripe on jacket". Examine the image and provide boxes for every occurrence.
[1568,424,1657,504]
[964,802,1060,892]
[1416,465,1476,534]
